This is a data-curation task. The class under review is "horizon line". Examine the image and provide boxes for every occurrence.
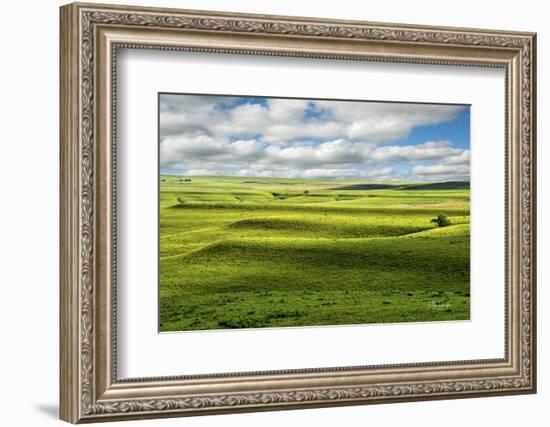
[159,173,470,183]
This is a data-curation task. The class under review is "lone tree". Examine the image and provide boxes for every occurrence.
[431,214,451,228]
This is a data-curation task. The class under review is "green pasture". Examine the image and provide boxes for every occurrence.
[159,175,470,331]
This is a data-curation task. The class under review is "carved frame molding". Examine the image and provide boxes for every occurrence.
[60,2,536,423]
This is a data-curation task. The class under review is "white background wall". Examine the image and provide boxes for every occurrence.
[0,0,546,426]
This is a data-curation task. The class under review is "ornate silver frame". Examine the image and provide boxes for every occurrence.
[60,2,536,423]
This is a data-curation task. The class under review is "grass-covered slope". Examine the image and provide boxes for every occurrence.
[159,175,470,331]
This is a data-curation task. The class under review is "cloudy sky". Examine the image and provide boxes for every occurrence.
[159,94,470,182]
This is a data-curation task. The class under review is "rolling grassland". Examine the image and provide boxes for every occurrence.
[159,175,470,332]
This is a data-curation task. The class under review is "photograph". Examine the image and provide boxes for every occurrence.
[158,94,471,332]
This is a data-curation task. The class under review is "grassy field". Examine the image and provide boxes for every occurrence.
[159,175,470,332]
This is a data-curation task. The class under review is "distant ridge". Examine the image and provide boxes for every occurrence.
[401,181,470,190]
[335,181,470,191]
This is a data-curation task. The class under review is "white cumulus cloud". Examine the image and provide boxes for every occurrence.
[159,94,470,182]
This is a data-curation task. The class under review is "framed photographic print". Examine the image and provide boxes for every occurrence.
[60,2,537,423]
[158,93,472,332]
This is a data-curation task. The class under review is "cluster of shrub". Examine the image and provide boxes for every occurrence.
[431,214,451,227]
[160,178,192,182]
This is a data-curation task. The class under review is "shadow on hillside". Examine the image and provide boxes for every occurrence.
[334,181,470,191]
